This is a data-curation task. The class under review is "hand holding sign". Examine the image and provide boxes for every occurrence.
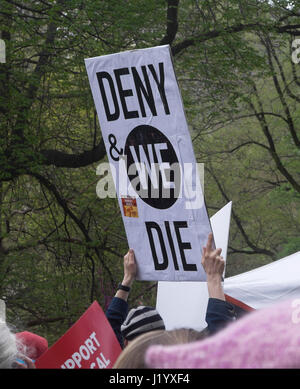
[201,233,224,278]
[201,233,225,300]
[121,249,137,288]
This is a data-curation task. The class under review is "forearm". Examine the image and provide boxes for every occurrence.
[206,275,225,301]
[115,274,134,301]
[115,289,130,300]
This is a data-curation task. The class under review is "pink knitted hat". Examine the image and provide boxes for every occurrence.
[145,299,300,368]
[15,331,48,360]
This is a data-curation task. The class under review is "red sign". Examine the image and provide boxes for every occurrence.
[35,301,122,369]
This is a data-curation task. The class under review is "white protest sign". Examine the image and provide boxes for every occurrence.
[156,202,232,330]
[85,45,213,281]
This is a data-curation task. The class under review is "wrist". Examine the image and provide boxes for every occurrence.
[117,283,131,292]
[207,280,225,301]
[121,278,134,287]
[206,274,223,283]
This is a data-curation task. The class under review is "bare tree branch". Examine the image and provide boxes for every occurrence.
[250,87,300,194]
[207,166,276,259]
[29,172,115,287]
[40,138,106,168]
[160,0,179,46]
[172,22,300,55]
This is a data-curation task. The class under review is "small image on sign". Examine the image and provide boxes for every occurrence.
[122,197,138,218]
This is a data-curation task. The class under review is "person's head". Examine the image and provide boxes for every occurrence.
[15,331,48,360]
[145,298,300,369]
[0,320,48,369]
[114,327,206,368]
[121,306,165,346]
[0,320,18,368]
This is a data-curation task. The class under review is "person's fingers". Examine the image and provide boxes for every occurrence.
[216,256,225,272]
[206,233,213,252]
[216,255,225,263]
[14,361,26,369]
[210,248,222,258]
[13,356,35,369]
[128,248,136,263]
[23,356,36,369]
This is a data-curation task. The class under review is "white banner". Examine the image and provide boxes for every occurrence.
[85,45,212,281]
[224,250,300,310]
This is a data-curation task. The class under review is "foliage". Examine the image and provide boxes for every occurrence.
[0,0,299,343]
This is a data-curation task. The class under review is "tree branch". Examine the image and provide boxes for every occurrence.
[40,138,106,168]
[207,166,276,259]
[26,316,66,327]
[171,22,300,55]
[29,172,114,285]
[261,34,300,148]
[210,140,269,155]
[228,246,267,255]
[160,0,179,46]
[250,89,300,194]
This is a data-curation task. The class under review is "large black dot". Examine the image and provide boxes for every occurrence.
[124,125,180,209]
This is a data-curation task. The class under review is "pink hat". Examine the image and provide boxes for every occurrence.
[145,299,300,368]
[15,331,48,360]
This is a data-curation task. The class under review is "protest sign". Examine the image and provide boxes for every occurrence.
[85,45,213,281]
[35,301,121,369]
[156,202,232,331]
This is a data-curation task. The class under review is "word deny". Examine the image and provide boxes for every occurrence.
[61,332,110,369]
[97,63,170,121]
[146,221,197,271]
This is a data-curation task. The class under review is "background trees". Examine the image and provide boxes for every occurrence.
[0,0,299,343]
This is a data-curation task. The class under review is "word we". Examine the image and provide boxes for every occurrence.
[96,161,204,210]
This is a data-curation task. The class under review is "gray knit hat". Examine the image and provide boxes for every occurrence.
[121,306,165,341]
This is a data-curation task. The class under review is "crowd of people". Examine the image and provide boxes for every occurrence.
[1,232,300,369]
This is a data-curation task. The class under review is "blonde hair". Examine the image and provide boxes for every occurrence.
[113,328,206,369]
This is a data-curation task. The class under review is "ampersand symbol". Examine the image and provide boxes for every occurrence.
[108,134,123,161]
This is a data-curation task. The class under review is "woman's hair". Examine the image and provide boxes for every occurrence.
[0,320,18,369]
[113,327,207,369]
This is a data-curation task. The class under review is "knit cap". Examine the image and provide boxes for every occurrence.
[145,298,300,369]
[15,331,48,360]
[121,306,165,341]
